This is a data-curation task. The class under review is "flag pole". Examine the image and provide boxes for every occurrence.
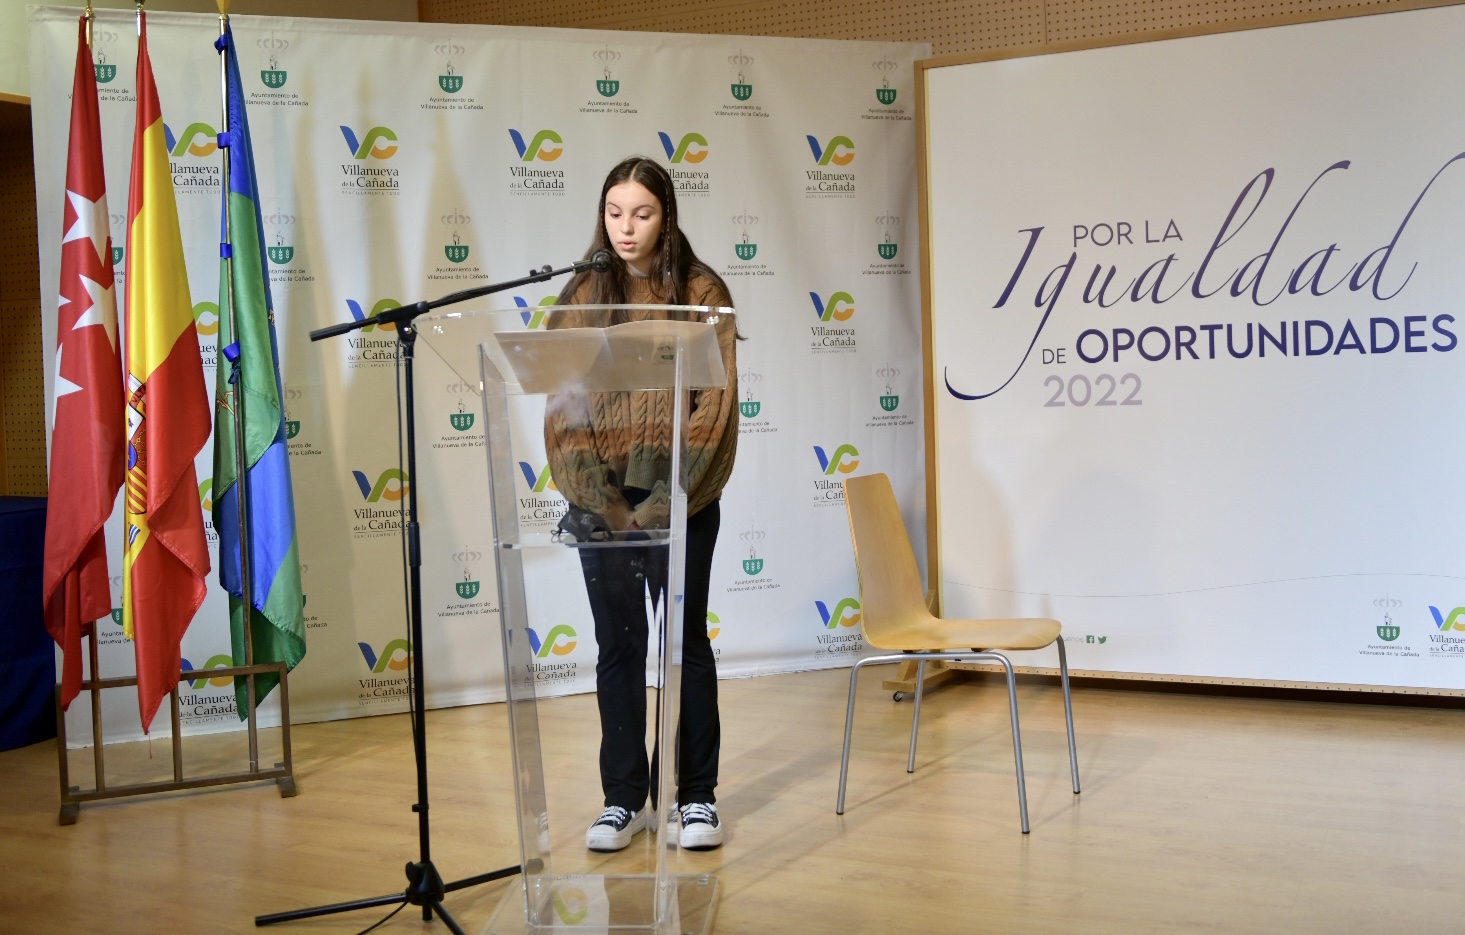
[84,1,92,50]
[217,6,259,771]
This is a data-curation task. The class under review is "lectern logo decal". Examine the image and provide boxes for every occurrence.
[816,598,862,629]
[594,47,620,97]
[181,654,235,689]
[352,468,409,502]
[164,122,219,158]
[806,135,854,166]
[340,126,398,160]
[809,291,855,322]
[658,132,709,164]
[514,295,557,328]
[552,888,590,925]
[359,639,413,672]
[528,625,578,657]
[729,51,753,101]
[874,57,899,105]
[508,129,564,162]
[437,42,465,94]
[259,34,288,88]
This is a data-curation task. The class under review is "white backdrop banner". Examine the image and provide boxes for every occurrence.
[923,7,1465,689]
[30,8,929,742]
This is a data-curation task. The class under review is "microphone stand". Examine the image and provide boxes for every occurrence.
[256,258,594,932]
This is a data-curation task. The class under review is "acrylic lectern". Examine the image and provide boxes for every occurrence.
[419,305,734,935]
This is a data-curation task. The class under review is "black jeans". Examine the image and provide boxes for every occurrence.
[577,501,720,811]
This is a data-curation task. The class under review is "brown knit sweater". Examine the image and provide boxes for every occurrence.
[544,273,738,531]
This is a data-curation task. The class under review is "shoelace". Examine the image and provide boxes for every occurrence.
[681,803,717,826]
[594,806,630,828]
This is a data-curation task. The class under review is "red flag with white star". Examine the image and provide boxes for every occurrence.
[43,14,126,711]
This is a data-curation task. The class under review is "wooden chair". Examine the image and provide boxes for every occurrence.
[837,473,1080,833]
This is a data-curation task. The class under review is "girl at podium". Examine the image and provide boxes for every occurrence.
[545,156,739,852]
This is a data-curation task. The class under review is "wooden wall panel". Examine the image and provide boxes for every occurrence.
[0,99,44,496]
[420,0,1452,57]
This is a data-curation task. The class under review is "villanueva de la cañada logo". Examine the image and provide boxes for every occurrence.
[507,129,567,196]
[526,626,580,684]
[869,364,914,430]
[345,297,400,369]
[350,468,408,540]
[725,524,780,594]
[424,41,481,112]
[265,211,294,266]
[91,28,132,103]
[444,549,503,625]
[454,550,481,600]
[431,209,482,281]
[283,386,324,460]
[108,212,125,270]
[868,214,909,276]
[719,51,766,119]
[809,290,857,354]
[804,134,855,199]
[339,125,400,194]
[253,34,306,108]
[706,612,722,659]
[517,460,566,529]
[198,477,217,543]
[737,370,775,436]
[724,211,773,279]
[259,34,287,88]
[812,444,860,505]
[864,56,909,122]
[163,121,221,192]
[178,653,239,722]
[192,299,219,372]
[515,294,557,329]
[357,639,412,706]
[433,380,483,452]
[659,131,711,196]
[815,598,864,656]
[1429,604,1465,658]
[583,45,634,114]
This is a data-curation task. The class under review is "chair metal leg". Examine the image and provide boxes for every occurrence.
[996,653,1030,834]
[1057,637,1080,795]
[836,658,866,815]
[907,659,926,773]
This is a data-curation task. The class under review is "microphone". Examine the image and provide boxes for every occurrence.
[573,249,614,274]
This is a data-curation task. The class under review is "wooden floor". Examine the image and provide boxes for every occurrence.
[3,665,1463,934]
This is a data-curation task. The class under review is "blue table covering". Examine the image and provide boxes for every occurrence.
[0,497,57,751]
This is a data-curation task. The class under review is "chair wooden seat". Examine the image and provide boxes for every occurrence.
[837,472,1080,834]
[874,616,1062,653]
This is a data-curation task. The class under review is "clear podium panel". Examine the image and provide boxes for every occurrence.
[419,306,735,935]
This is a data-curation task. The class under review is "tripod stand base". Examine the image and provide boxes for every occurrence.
[254,861,521,930]
[483,873,718,935]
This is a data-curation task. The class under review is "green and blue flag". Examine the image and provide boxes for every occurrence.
[213,21,305,715]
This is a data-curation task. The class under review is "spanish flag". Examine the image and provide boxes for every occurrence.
[123,11,211,732]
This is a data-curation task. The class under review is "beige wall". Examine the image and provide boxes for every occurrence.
[419,0,1456,57]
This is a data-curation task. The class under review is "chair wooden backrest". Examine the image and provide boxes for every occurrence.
[844,473,935,645]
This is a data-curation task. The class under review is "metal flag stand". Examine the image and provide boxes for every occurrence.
[53,0,296,825]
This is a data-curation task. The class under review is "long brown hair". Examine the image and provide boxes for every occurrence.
[557,156,721,307]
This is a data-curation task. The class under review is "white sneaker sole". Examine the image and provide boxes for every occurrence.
[679,821,723,850]
[585,810,647,852]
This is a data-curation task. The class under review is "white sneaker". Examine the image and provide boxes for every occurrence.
[585,806,647,852]
[678,802,722,850]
